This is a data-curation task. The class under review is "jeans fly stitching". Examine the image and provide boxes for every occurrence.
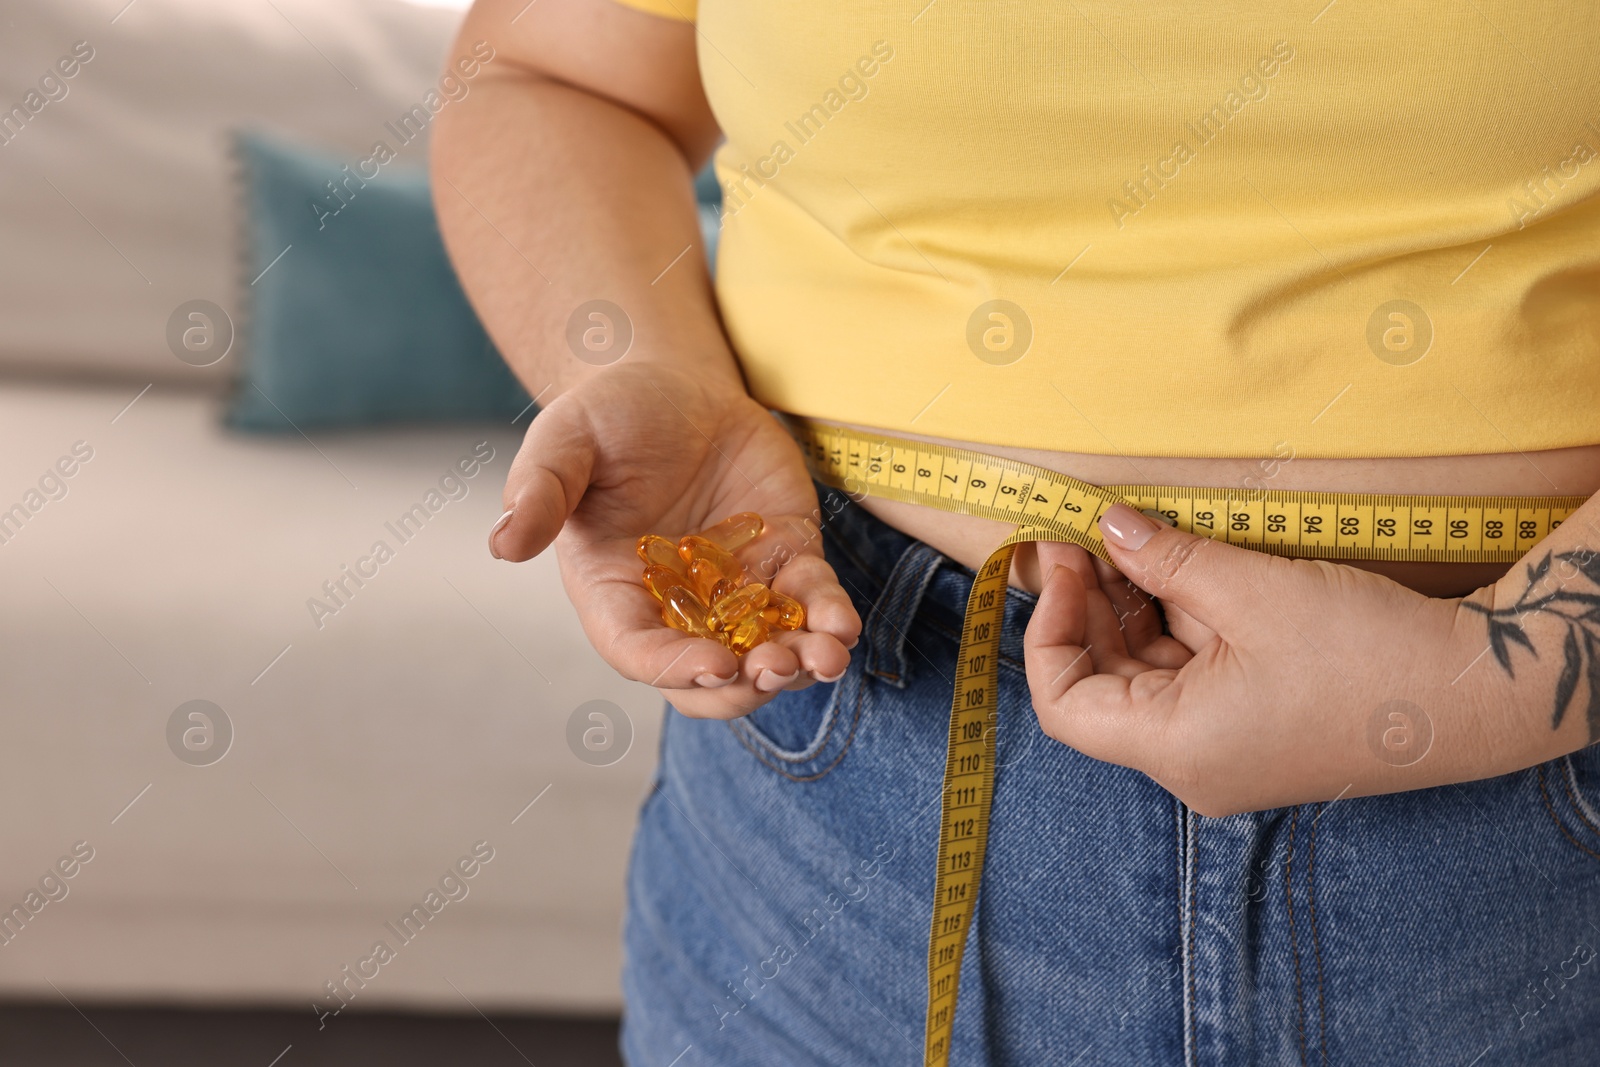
[1308,803,1328,1066]
[1186,811,1199,1067]
[1286,806,1308,1067]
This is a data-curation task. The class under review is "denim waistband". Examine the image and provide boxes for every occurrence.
[817,483,1039,689]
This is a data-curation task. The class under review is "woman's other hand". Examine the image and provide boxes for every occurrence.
[1024,502,1590,817]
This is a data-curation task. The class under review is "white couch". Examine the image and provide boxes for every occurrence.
[0,0,664,1012]
[0,379,660,1012]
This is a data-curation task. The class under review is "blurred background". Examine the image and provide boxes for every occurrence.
[0,1,719,1061]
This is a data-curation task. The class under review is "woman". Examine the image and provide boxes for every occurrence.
[434,1,1600,1062]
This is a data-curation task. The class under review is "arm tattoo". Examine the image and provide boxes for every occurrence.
[1460,550,1600,742]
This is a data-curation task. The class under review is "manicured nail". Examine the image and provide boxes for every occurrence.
[1099,503,1160,551]
[695,671,738,688]
[813,667,846,683]
[755,668,798,692]
[487,509,515,559]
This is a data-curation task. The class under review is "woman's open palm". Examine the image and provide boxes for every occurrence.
[490,363,861,718]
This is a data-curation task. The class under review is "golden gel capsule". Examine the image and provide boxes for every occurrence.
[708,582,771,633]
[637,513,794,654]
[642,565,689,604]
[678,535,746,586]
[698,512,764,552]
[660,586,716,640]
[688,557,732,604]
[725,615,771,655]
[767,589,806,630]
[638,534,688,576]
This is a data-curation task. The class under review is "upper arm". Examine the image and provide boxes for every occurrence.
[454,0,719,167]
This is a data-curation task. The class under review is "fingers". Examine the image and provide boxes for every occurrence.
[1035,540,1097,591]
[1025,564,1095,701]
[491,399,597,562]
[743,628,850,689]
[1160,601,1218,654]
[596,596,743,690]
[1027,552,1187,771]
[777,630,853,683]
[564,523,861,721]
[1030,667,1182,771]
[1035,541,1143,672]
[652,629,855,719]
[1097,503,1293,637]
[1129,634,1196,670]
[1089,555,1167,653]
[766,552,862,650]
[662,556,856,717]
[1036,540,1185,674]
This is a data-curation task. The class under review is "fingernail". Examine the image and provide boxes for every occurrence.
[1099,503,1160,551]
[487,509,515,559]
[813,667,846,683]
[695,671,738,688]
[755,668,798,692]
[845,636,860,651]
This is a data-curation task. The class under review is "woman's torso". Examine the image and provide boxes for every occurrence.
[684,4,1600,585]
[681,0,1600,593]
[699,3,1600,468]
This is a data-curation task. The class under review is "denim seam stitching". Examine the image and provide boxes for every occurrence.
[1186,811,1198,1067]
[1308,803,1328,1067]
[1286,806,1309,1067]
[1561,755,1600,838]
[1538,761,1600,863]
[728,673,865,783]
[866,544,945,686]
[1176,799,1190,1067]
[737,520,922,774]
[725,677,846,766]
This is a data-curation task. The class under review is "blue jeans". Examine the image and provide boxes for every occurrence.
[621,487,1600,1065]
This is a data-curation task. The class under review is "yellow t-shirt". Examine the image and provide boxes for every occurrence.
[615,0,1600,458]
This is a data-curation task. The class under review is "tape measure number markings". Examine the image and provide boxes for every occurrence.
[791,420,1583,565]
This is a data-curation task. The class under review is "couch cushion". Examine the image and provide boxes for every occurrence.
[0,0,464,385]
[228,131,530,431]
[0,379,660,1011]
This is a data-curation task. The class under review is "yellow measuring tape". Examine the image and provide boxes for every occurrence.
[783,415,1584,1067]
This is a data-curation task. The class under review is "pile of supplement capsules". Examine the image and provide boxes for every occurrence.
[636,512,805,654]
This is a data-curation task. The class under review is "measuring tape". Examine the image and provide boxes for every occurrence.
[782,415,1584,1067]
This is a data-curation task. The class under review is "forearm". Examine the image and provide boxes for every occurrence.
[1460,491,1600,760]
[430,27,741,403]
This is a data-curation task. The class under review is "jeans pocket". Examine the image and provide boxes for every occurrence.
[727,664,867,782]
[1534,749,1600,864]
[725,508,943,782]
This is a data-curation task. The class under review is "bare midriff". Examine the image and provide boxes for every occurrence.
[839,423,1600,599]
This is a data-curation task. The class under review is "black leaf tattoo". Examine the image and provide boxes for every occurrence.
[1530,552,1552,585]
[1587,631,1600,742]
[1555,628,1582,723]
[1460,550,1600,742]
[1571,553,1600,587]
